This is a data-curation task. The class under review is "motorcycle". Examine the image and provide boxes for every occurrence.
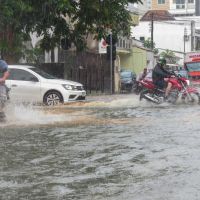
[132,81,144,94]
[139,74,200,104]
[0,85,10,121]
[133,71,153,95]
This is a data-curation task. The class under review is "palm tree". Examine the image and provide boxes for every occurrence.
[160,49,177,64]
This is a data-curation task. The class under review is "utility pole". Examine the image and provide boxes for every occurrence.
[184,27,187,53]
[191,20,195,51]
[151,13,154,50]
[196,0,200,16]
[106,33,117,94]
[110,33,113,94]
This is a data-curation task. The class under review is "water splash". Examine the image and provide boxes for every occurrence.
[1,103,75,127]
[71,94,147,108]
[0,94,191,128]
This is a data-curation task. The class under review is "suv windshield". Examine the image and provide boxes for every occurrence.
[30,67,56,79]
[120,71,133,79]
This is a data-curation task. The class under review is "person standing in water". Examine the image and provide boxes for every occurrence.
[0,60,9,120]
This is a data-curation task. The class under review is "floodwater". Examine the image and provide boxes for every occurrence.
[1,94,200,200]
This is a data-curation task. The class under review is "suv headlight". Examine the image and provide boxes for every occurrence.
[62,84,73,90]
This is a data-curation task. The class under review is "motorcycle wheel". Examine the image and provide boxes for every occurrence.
[168,89,179,104]
[182,92,200,104]
[132,82,141,94]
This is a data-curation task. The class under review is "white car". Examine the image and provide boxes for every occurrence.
[5,65,86,106]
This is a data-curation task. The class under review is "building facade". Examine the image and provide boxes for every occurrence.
[152,0,170,10]
[151,0,196,16]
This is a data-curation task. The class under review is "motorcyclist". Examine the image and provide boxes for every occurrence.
[137,67,148,81]
[152,57,173,100]
[0,60,9,111]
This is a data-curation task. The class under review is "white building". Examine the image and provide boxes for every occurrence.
[132,16,200,64]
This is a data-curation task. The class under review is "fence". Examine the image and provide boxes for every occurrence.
[38,51,112,94]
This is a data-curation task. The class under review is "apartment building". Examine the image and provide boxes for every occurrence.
[152,0,170,10]
[151,0,195,16]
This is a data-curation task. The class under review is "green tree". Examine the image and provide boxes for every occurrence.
[0,0,142,63]
[143,38,158,54]
[160,49,176,64]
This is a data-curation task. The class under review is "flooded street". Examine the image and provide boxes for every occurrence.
[1,94,200,200]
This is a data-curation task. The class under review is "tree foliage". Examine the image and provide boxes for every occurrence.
[0,0,142,63]
[160,49,176,64]
[143,38,158,54]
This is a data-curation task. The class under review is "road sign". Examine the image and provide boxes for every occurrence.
[98,39,107,54]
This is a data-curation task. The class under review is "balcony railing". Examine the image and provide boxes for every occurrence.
[116,38,132,51]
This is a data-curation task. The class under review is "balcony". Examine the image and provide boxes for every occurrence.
[116,38,132,53]
[176,4,185,9]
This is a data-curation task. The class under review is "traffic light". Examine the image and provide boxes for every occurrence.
[105,34,117,46]
[106,45,116,60]
[106,34,117,60]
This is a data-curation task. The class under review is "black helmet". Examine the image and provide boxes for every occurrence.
[158,57,166,66]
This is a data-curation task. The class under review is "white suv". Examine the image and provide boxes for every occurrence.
[6,65,86,105]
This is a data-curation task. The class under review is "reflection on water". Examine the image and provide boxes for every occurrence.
[1,94,200,199]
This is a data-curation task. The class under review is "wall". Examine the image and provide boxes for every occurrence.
[119,47,147,74]
[132,47,147,74]
[147,51,156,69]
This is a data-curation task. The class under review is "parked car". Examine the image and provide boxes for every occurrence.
[120,70,136,92]
[6,65,86,106]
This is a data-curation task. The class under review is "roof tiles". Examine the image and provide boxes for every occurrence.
[140,10,175,21]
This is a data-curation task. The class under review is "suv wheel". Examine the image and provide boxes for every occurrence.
[43,91,63,106]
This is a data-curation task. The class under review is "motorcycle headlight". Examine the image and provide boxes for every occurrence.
[62,84,73,90]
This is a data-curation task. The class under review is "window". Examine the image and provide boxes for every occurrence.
[158,0,165,4]
[140,37,145,42]
[174,0,185,3]
[30,68,55,79]
[8,69,39,81]
[176,4,185,9]
[174,0,185,9]
[188,0,194,3]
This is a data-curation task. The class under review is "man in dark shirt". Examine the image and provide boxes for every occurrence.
[152,57,172,99]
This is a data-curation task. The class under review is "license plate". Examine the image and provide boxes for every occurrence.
[82,91,86,96]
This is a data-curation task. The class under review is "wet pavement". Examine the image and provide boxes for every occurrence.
[1,94,200,199]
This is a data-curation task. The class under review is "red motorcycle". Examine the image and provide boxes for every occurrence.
[139,75,200,104]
